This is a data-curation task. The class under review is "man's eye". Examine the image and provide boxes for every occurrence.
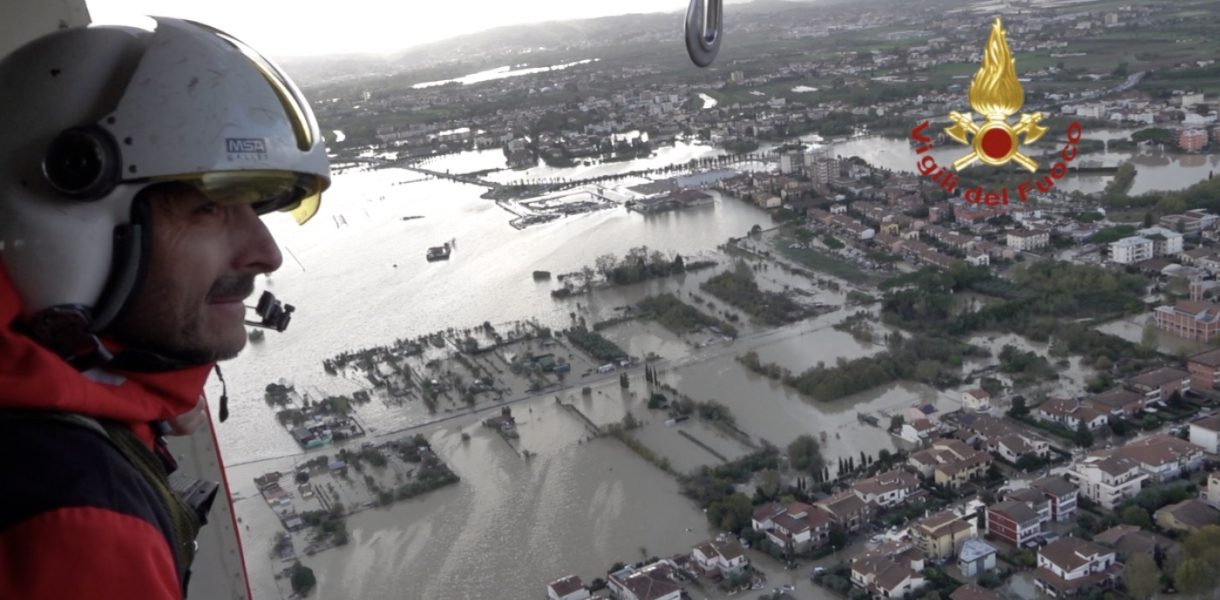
[195,202,221,215]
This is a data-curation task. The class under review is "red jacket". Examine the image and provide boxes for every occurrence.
[0,263,213,600]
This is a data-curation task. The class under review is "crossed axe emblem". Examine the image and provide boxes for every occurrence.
[944,111,1047,172]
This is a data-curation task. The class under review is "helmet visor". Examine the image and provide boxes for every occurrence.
[157,170,323,224]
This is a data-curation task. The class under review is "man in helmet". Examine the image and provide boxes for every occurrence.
[0,17,330,598]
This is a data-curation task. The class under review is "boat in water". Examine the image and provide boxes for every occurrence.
[426,242,451,262]
[532,270,551,280]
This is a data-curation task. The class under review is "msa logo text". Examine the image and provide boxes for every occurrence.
[225,138,267,153]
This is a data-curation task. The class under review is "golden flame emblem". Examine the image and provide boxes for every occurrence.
[945,18,1046,172]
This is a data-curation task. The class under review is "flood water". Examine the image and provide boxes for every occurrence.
[215,130,1174,599]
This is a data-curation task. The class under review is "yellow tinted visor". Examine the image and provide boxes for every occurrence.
[158,171,323,225]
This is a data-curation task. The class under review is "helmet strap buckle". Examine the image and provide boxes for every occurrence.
[26,305,115,371]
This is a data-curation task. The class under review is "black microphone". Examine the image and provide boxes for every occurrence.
[244,290,295,332]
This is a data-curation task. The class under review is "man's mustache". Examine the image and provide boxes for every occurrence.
[207,275,255,301]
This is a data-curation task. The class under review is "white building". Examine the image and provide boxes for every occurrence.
[962,389,992,413]
[1135,225,1184,257]
[1207,472,1220,508]
[852,470,921,508]
[780,151,805,175]
[1067,454,1147,510]
[691,538,749,578]
[1189,413,1220,453]
[1034,538,1119,598]
[1109,237,1153,264]
[1116,434,1205,482]
[1006,229,1050,252]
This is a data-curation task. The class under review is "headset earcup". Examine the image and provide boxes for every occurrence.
[42,126,120,200]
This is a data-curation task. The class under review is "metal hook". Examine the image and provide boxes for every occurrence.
[685,0,722,68]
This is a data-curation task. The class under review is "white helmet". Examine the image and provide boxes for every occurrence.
[0,18,330,361]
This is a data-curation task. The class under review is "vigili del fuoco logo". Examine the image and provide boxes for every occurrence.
[910,18,1084,205]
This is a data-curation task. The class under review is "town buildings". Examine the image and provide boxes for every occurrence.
[690,538,749,578]
[910,510,976,560]
[751,502,833,552]
[986,501,1042,547]
[851,470,921,508]
[1188,347,1220,390]
[1066,455,1147,510]
[850,542,927,599]
[1030,476,1079,523]
[1006,229,1050,252]
[1034,538,1121,598]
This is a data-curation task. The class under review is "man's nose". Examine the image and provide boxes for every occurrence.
[232,204,284,274]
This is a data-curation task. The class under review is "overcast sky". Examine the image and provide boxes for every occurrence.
[86,0,710,59]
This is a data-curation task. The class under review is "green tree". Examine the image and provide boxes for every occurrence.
[1074,421,1095,448]
[1123,553,1159,600]
[1119,506,1152,529]
[1008,396,1029,418]
[290,561,317,596]
[707,493,754,534]
[787,434,824,476]
[1174,558,1216,596]
[889,415,905,432]
[758,468,781,500]
[1140,323,1159,352]
[828,523,848,550]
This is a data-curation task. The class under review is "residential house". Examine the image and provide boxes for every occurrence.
[1207,472,1220,508]
[1030,476,1079,522]
[815,491,871,532]
[1034,537,1121,598]
[962,389,992,413]
[1154,499,1220,533]
[958,539,998,577]
[1109,236,1154,264]
[1086,388,1146,419]
[1115,434,1204,482]
[950,583,1003,600]
[1067,454,1147,510]
[548,575,591,600]
[1127,367,1191,402]
[1155,298,1220,342]
[912,510,977,560]
[608,562,683,600]
[935,451,992,490]
[852,470,921,508]
[908,439,975,477]
[851,543,927,599]
[955,414,1053,461]
[1005,488,1052,526]
[1092,525,1161,561]
[1007,229,1050,251]
[1189,413,1220,453]
[751,503,786,531]
[691,538,749,578]
[1136,225,1184,256]
[752,501,833,552]
[1187,347,1220,390]
[986,501,1042,547]
[907,403,941,425]
[899,419,939,443]
[1037,398,1109,431]
[1181,247,1215,265]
